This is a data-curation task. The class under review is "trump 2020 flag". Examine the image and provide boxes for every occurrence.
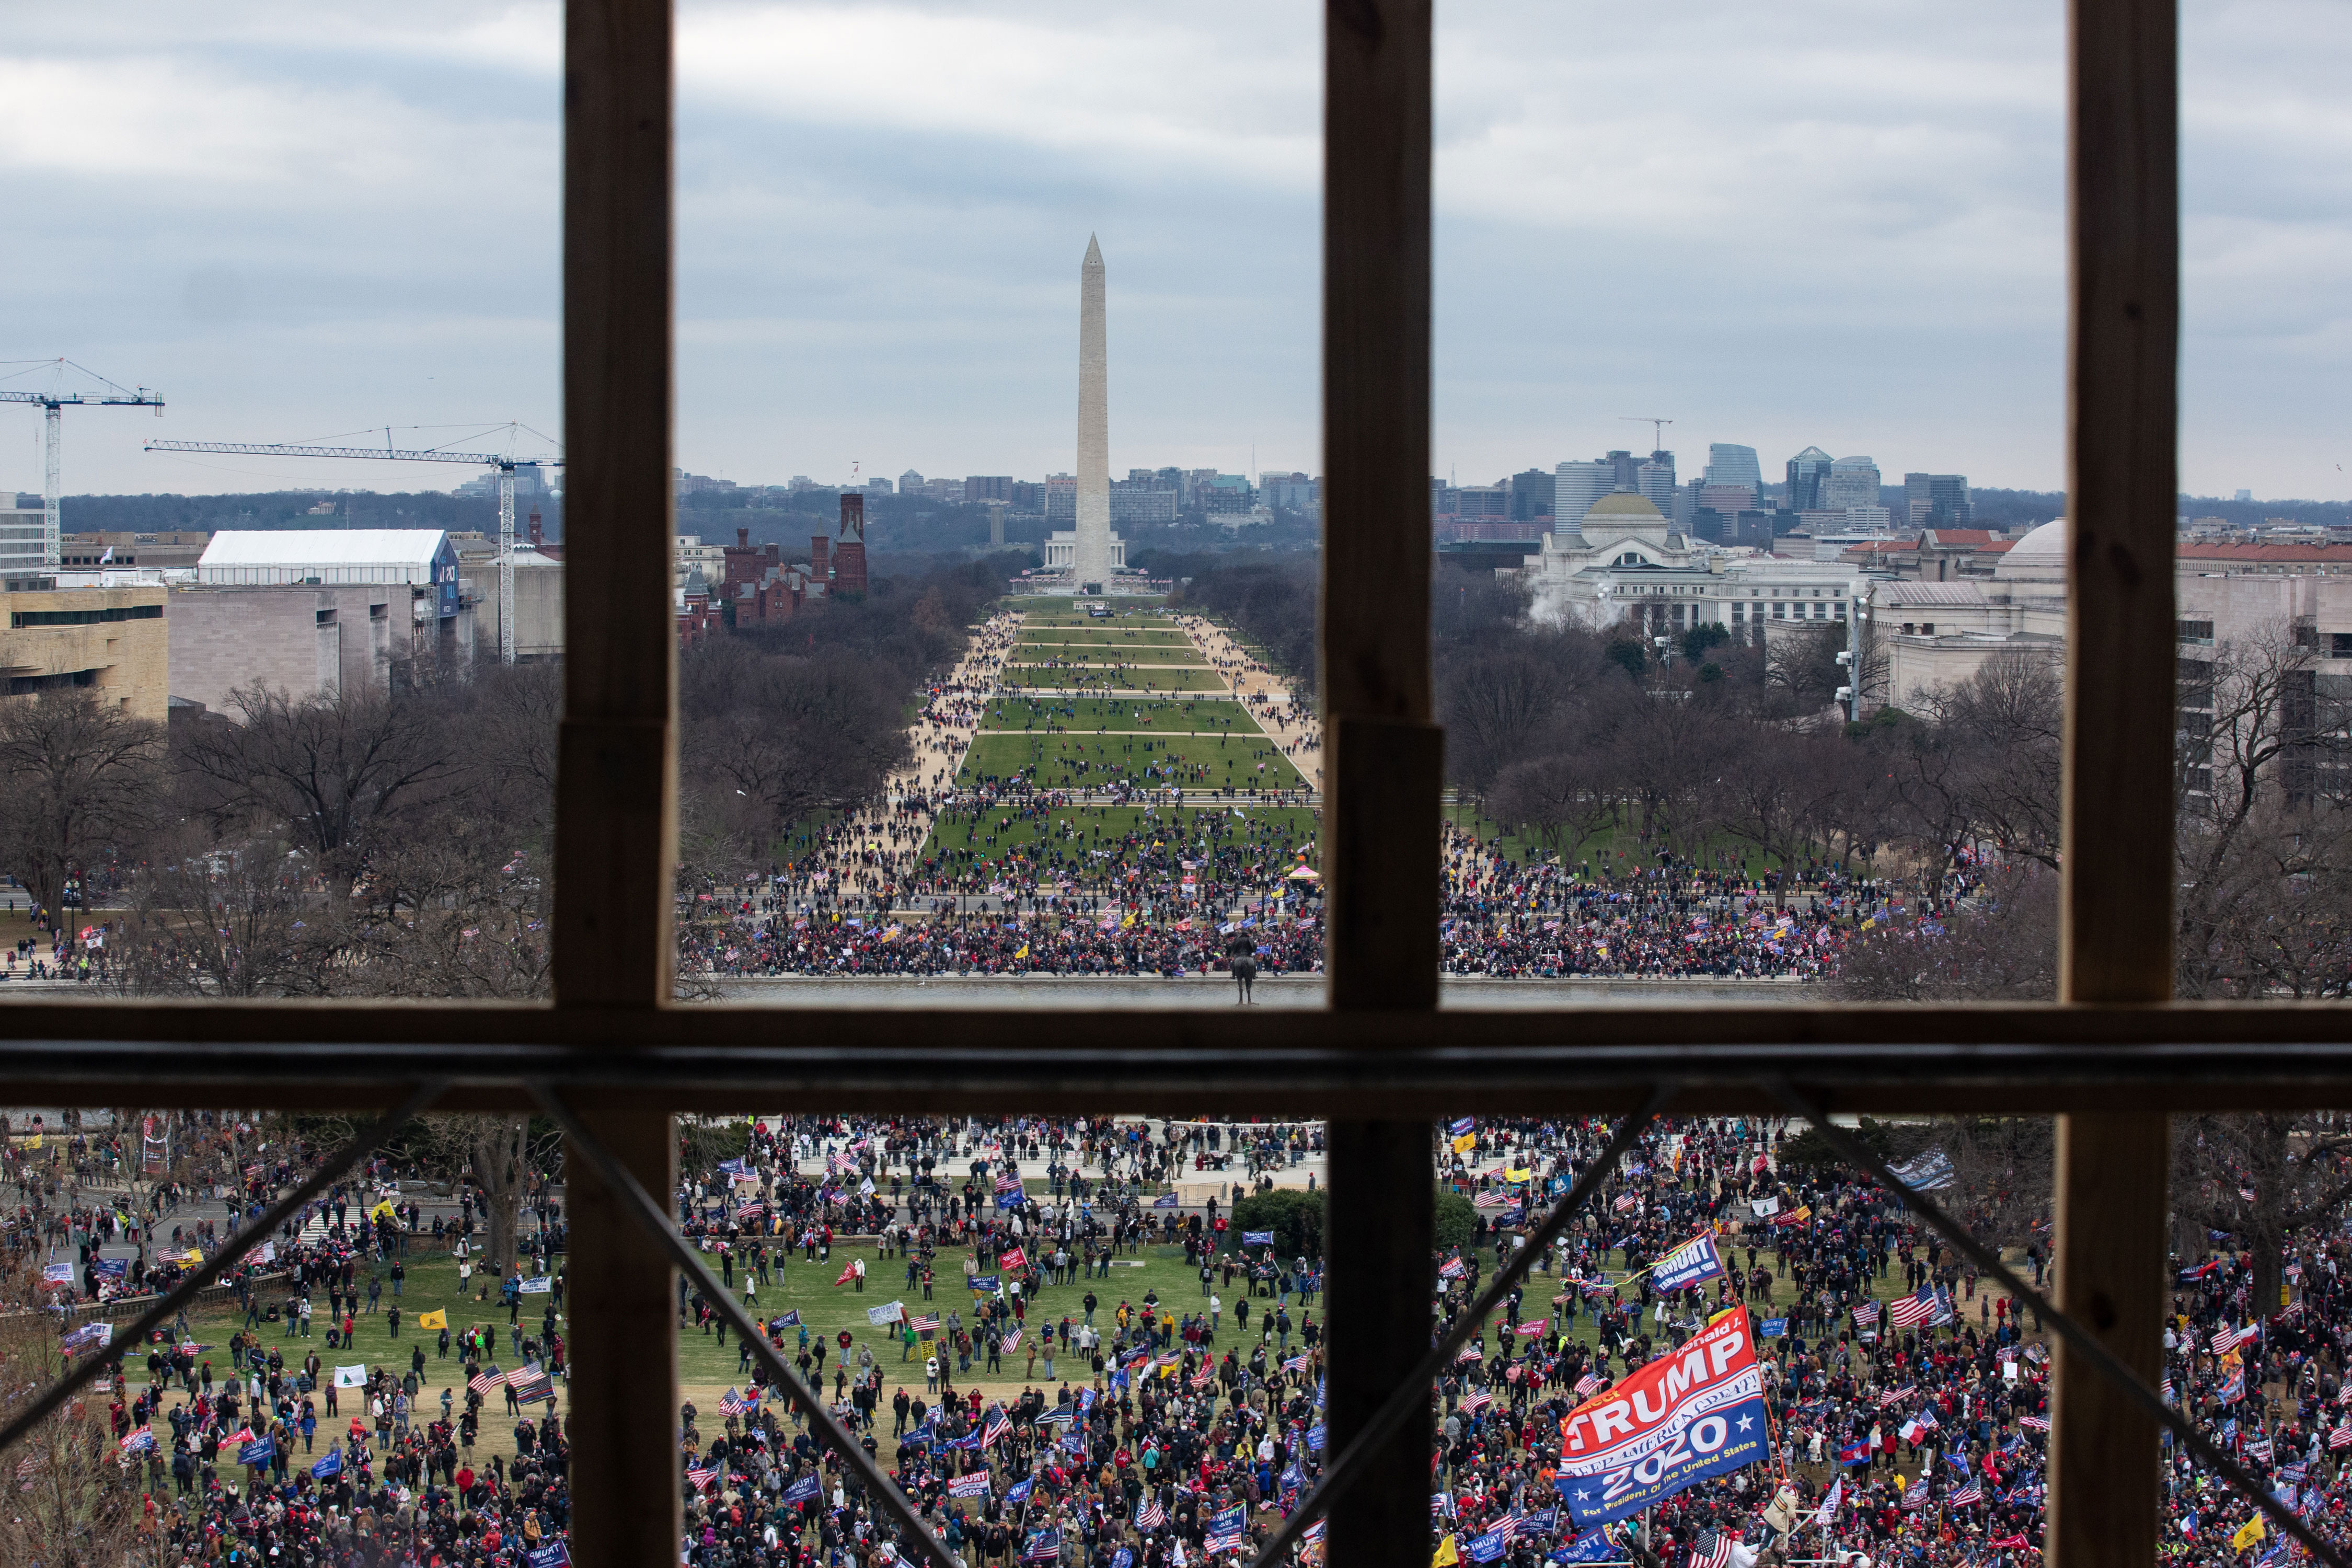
[782,1471,822,1505]
[312,1449,342,1480]
[1650,1233,1726,1293]
[1241,1230,1276,1247]
[527,1544,572,1568]
[1555,1307,1769,1527]
[238,1437,275,1468]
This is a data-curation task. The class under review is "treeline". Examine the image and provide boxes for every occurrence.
[56,490,557,538]
[0,555,1000,996]
[1161,552,1319,694]
[679,556,1005,872]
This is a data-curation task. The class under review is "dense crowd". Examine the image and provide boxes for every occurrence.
[11,1103,2352,1567]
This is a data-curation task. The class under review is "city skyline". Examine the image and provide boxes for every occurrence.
[5,1,2347,502]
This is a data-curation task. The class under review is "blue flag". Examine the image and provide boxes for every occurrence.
[1649,1233,1725,1293]
[782,1471,821,1505]
[971,1275,1000,1294]
[527,1546,572,1568]
[1559,1531,1618,1564]
[1468,1529,1509,1563]
[1005,1477,1034,1505]
[311,1449,342,1480]
[238,1437,274,1468]
[1758,1318,1789,1338]
[1242,1230,1276,1247]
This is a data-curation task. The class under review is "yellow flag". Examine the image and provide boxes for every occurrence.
[1451,1133,1477,1157]
[416,1309,447,1331]
[1016,943,1030,959]
[2231,1517,2265,1552]
[1504,1167,1531,1184]
[1433,1535,1459,1567]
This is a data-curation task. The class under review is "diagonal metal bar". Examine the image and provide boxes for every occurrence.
[1245,1084,1676,1568]
[0,1078,450,1462]
[1768,1080,2348,1568]
[529,1083,956,1568]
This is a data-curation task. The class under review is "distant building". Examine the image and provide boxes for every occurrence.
[1824,456,1882,511]
[963,475,1013,504]
[174,529,478,709]
[1704,444,1762,493]
[675,535,728,589]
[0,574,169,720]
[1517,491,1863,642]
[1553,462,1613,529]
[1110,479,1178,524]
[1904,472,1973,527]
[1260,472,1317,512]
[0,501,44,573]
[1785,446,1833,512]
[1045,475,1077,524]
[898,469,925,496]
[1636,456,1678,515]
[448,533,564,660]
[58,532,210,571]
[1508,468,1554,521]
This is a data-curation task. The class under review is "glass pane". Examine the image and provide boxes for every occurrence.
[1,13,560,1001]
[2174,0,2352,1001]
[1433,3,2063,1002]
[672,1,1322,1002]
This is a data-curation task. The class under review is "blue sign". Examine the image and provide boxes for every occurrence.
[1649,1234,1724,1293]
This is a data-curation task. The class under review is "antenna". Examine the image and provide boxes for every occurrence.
[1621,416,1673,452]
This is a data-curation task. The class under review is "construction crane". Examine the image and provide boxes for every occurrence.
[145,432,560,666]
[1620,416,1673,453]
[1,360,165,568]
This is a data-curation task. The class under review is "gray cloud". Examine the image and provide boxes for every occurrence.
[3,0,2344,500]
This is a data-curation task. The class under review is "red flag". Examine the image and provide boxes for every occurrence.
[834,1262,857,1286]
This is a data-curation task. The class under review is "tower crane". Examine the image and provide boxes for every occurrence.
[1619,416,1673,453]
[144,432,560,666]
[1,360,165,568]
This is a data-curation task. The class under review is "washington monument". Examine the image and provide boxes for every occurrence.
[1070,234,1113,592]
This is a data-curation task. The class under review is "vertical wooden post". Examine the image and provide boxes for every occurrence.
[2051,0,2176,1562]
[1321,4,1438,1566]
[556,1,679,1565]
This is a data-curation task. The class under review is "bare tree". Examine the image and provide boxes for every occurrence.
[1834,863,2059,1002]
[0,691,164,923]
[176,683,467,867]
[1711,728,1857,907]
[2172,1114,2352,1313]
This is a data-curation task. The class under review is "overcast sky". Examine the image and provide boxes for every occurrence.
[4,1,2346,503]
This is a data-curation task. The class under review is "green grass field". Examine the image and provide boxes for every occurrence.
[1444,802,1817,876]
[999,667,1229,693]
[1009,646,1210,667]
[958,733,1306,792]
[978,698,1264,735]
[1013,629,1193,647]
[922,803,1321,867]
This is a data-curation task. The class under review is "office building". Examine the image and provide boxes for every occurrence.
[1904,472,1973,527]
[1785,447,1833,512]
[0,573,169,720]
[1553,461,1613,529]
[1704,444,1763,494]
[1823,455,1883,511]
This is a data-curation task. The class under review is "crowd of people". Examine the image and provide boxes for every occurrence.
[10,1103,2351,1567]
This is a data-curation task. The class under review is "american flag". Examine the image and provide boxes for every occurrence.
[1948,1482,1985,1506]
[2020,1414,2051,1432]
[1459,1391,1492,1416]
[2332,1423,2352,1451]
[469,1366,505,1396]
[1136,1496,1167,1530]
[1888,1285,1939,1330]
[1573,1372,1606,1398]
[1000,1328,1023,1356]
[1688,1526,1738,1568]
[1204,1505,1246,1555]
[2211,1323,2258,1355]
[686,1461,718,1492]
[1853,1301,1881,1330]
[1282,1352,1310,1374]
[910,1315,939,1333]
[719,1388,754,1415]
[983,1404,1011,1448]
[1190,1363,1215,1389]
[1875,1386,1916,1409]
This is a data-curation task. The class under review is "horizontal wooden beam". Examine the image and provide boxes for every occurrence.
[3,1007,2352,1110]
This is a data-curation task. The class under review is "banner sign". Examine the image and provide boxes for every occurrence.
[1555,1308,1768,1526]
[1651,1233,1725,1293]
